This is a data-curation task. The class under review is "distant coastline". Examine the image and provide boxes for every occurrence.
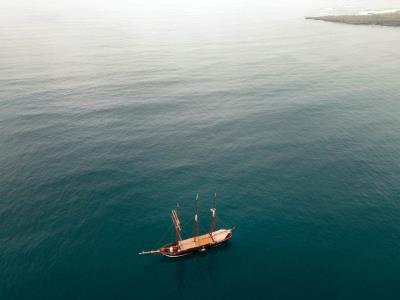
[306,10,400,27]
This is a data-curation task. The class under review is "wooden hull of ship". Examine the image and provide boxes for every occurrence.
[159,228,232,258]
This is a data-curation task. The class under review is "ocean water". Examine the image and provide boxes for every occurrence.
[1,0,400,299]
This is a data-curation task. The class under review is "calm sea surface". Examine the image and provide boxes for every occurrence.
[1,0,400,299]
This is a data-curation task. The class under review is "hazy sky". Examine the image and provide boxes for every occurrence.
[1,0,399,39]
[3,0,400,19]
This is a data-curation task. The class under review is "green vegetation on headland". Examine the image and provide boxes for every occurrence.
[306,11,400,27]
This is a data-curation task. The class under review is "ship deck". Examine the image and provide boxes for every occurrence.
[177,229,230,251]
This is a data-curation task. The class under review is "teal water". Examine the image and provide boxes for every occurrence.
[1,1,400,299]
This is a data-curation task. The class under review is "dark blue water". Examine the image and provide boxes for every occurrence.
[1,1,400,299]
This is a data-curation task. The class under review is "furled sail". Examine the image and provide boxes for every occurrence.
[171,204,182,241]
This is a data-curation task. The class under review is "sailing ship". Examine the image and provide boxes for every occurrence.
[139,193,233,258]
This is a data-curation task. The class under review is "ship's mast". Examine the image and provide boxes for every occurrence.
[171,203,182,243]
[210,192,217,233]
[194,194,199,242]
